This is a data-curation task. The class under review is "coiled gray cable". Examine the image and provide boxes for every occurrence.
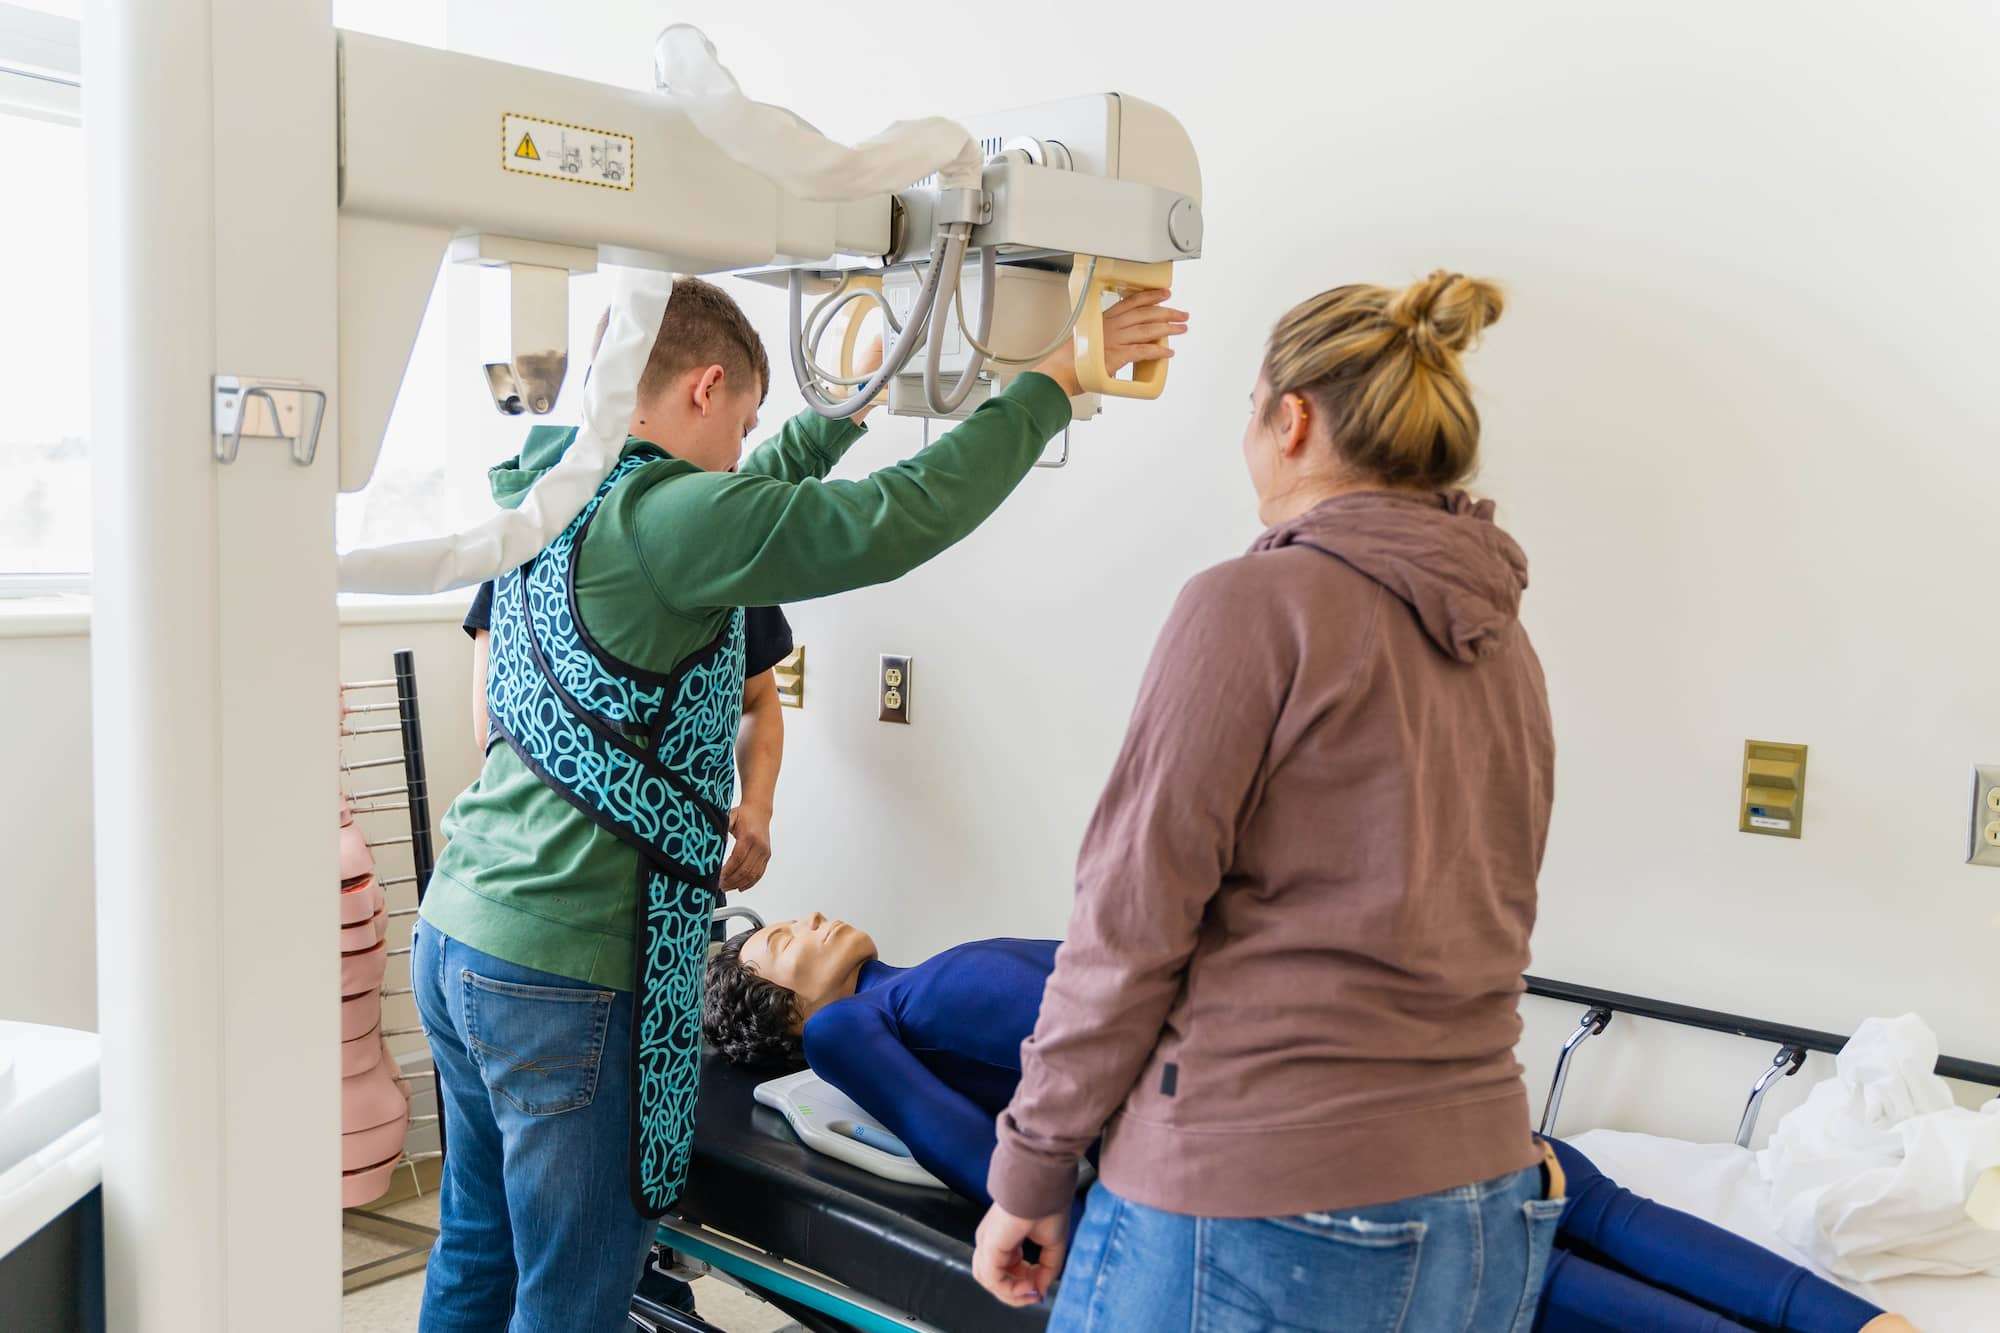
[789,229,950,419]
[954,255,1098,367]
[922,224,995,415]
[801,284,901,388]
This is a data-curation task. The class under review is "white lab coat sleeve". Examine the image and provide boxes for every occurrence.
[336,268,670,595]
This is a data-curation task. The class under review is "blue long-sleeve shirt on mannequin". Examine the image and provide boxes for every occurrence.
[803,940,1060,1206]
[799,937,1883,1333]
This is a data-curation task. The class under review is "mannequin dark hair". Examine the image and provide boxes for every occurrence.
[703,933,803,1065]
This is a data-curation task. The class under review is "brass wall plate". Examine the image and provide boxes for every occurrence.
[1740,740,1807,839]
[773,646,804,709]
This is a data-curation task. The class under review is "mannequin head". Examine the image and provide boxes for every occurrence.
[703,913,878,1064]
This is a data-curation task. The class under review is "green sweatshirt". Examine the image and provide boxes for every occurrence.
[423,372,1073,986]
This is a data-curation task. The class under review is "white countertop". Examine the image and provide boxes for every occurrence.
[0,1021,101,1259]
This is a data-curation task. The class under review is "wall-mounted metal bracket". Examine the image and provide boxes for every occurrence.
[1033,425,1070,469]
[772,646,805,709]
[213,375,326,466]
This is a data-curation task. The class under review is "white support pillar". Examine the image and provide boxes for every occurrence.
[86,0,342,1328]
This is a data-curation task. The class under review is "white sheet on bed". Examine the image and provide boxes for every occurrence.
[1567,1129,2000,1333]
[1758,1016,2000,1281]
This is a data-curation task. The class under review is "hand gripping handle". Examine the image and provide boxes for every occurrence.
[1070,257,1175,399]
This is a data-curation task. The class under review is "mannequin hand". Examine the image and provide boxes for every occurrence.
[1032,288,1188,397]
[1861,1318,1921,1333]
[721,802,772,892]
[973,1203,1069,1307]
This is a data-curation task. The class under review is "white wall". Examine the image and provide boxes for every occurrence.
[0,612,480,1037]
[0,623,96,1031]
[432,0,2000,1139]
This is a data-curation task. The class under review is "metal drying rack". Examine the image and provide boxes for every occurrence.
[340,650,444,1293]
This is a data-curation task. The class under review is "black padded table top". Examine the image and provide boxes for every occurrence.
[676,1053,1050,1333]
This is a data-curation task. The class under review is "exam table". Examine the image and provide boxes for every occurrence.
[656,1051,1049,1333]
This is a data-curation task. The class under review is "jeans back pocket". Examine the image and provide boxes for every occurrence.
[1200,1212,1428,1333]
[462,970,613,1116]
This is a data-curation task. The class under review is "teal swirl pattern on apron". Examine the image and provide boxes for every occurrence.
[486,446,745,1216]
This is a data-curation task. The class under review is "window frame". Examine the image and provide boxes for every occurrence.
[0,4,80,126]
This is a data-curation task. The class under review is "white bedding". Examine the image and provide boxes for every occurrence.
[1568,1129,2000,1333]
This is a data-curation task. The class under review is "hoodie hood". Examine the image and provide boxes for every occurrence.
[487,426,584,510]
[1254,491,1530,664]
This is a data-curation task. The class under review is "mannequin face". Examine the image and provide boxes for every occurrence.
[736,912,878,1025]
[629,365,763,473]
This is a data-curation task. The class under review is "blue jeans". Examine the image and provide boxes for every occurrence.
[413,924,656,1333]
[1049,1168,1561,1333]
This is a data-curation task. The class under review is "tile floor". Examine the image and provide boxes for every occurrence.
[341,1192,798,1332]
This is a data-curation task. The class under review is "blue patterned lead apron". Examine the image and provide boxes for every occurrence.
[484,448,745,1217]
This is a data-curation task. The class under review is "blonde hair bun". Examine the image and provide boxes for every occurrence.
[1385,270,1505,365]
[1260,269,1508,490]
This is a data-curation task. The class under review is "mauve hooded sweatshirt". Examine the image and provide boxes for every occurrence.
[990,490,1555,1220]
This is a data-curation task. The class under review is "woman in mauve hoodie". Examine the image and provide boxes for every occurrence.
[974,271,1563,1332]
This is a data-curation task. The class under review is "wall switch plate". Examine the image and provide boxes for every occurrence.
[1740,740,1806,839]
[773,645,804,709]
[878,655,911,724]
[1968,765,2000,867]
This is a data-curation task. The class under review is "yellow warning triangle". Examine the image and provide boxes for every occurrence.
[514,132,540,161]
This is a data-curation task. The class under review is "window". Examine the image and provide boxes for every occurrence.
[334,265,614,559]
[1,0,602,590]
[0,3,86,589]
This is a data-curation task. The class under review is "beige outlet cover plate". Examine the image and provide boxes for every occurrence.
[1968,766,2000,867]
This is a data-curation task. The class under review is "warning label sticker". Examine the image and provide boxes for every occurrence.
[501,113,633,191]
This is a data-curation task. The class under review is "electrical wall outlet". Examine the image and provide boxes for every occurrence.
[878,655,911,725]
[1968,765,2000,867]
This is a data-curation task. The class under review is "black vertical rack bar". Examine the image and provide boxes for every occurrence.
[392,650,436,896]
[392,649,440,1170]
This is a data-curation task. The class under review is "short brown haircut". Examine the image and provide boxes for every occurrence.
[593,275,770,405]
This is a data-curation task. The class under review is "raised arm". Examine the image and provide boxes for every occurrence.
[804,1002,1006,1206]
[641,294,1186,613]
[738,410,868,485]
[739,338,886,483]
[638,374,1071,612]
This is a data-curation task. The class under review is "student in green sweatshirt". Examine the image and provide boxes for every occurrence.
[412,275,1186,1333]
